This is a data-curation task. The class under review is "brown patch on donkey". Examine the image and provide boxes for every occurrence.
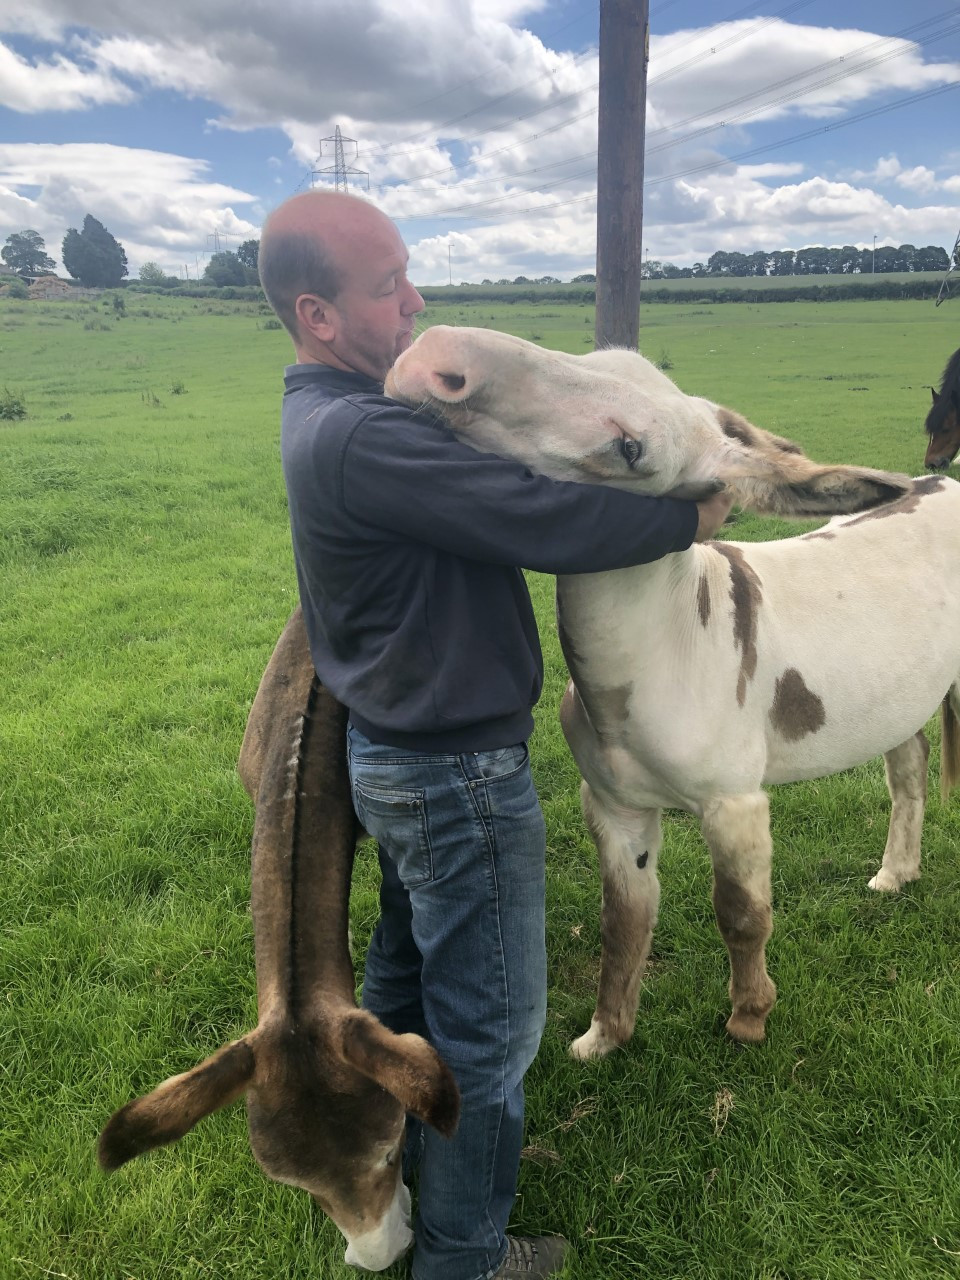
[98,608,459,1272]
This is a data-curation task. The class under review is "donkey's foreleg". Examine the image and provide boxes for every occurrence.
[869,730,929,892]
[570,785,662,1061]
[701,793,777,1043]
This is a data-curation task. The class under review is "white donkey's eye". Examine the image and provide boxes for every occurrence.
[620,436,644,468]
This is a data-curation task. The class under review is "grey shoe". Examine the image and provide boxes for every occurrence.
[492,1234,569,1277]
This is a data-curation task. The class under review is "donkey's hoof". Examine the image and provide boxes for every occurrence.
[867,867,918,893]
[725,1011,768,1043]
[569,1021,618,1061]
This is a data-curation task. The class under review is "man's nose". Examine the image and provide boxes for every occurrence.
[404,281,425,314]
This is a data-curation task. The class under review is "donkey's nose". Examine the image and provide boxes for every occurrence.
[386,345,470,404]
[435,371,466,395]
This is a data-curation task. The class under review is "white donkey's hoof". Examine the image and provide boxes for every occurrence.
[569,1021,618,1061]
[868,866,919,893]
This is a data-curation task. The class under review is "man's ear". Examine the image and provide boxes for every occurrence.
[296,293,337,344]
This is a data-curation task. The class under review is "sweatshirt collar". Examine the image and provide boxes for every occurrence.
[283,363,383,396]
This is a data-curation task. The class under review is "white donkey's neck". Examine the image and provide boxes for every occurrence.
[555,545,713,692]
[558,545,704,635]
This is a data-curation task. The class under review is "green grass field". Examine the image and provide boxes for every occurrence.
[2,291,960,1279]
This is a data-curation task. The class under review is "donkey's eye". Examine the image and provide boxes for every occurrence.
[620,436,643,468]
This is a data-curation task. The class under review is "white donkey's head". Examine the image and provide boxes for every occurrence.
[386,326,910,517]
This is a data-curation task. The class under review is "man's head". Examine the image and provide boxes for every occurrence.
[259,191,424,380]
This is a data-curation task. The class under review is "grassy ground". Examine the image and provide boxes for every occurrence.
[2,292,960,1279]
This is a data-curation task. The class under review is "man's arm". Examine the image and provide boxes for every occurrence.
[337,404,702,574]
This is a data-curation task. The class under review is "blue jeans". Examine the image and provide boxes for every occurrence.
[347,725,548,1280]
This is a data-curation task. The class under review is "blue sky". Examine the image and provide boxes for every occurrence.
[1,0,958,282]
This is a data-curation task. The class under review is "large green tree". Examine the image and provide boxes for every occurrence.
[138,261,166,283]
[1,229,56,277]
[237,239,259,272]
[236,239,260,285]
[61,216,128,287]
[203,251,247,287]
[915,244,950,272]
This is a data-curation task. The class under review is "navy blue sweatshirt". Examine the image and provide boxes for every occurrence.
[281,363,698,752]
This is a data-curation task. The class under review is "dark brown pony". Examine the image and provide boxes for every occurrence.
[924,346,960,470]
[98,609,459,1271]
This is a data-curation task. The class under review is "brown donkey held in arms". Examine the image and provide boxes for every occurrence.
[98,609,460,1273]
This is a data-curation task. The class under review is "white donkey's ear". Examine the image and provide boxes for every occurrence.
[744,463,913,517]
[711,407,911,518]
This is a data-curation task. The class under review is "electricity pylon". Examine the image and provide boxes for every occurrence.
[311,126,369,191]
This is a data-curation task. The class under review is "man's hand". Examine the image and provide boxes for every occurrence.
[694,489,735,542]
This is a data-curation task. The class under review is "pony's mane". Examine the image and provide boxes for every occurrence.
[926,345,960,435]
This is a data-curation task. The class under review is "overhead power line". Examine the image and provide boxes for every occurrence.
[361,2,956,202]
[649,0,818,86]
[391,78,960,221]
[361,0,818,164]
[648,78,960,189]
[387,8,959,195]
[392,19,960,218]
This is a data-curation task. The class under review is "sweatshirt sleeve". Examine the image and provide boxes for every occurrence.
[336,401,699,574]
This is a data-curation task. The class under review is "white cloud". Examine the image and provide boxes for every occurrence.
[408,209,598,284]
[851,154,905,183]
[647,19,960,132]
[0,143,258,274]
[895,165,939,193]
[0,39,133,111]
[848,153,954,194]
[46,1,579,140]
[1,4,958,278]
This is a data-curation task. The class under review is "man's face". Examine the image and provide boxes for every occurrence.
[328,217,425,381]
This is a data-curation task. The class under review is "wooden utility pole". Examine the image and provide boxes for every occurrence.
[595,0,649,351]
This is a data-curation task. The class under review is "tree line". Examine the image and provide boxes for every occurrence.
[643,243,952,279]
[1,224,955,291]
[1,219,129,287]
[0,221,261,289]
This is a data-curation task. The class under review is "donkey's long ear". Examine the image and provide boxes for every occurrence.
[98,1038,256,1171]
[733,461,912,518]
[338,1009,460,1139]
[710,403,912,517]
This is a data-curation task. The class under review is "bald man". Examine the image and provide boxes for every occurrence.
[259,191,731,1280]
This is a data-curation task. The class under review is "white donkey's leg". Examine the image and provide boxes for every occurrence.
[869,730,929,892]
[701,792,777,1043]
[570,783,662,1061]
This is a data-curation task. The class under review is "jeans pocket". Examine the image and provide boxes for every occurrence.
[352,779,435,888]
[469,742,530,783]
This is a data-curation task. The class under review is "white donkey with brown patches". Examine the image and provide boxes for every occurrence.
[385,325,960,1060]
[98,610,459,1271]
